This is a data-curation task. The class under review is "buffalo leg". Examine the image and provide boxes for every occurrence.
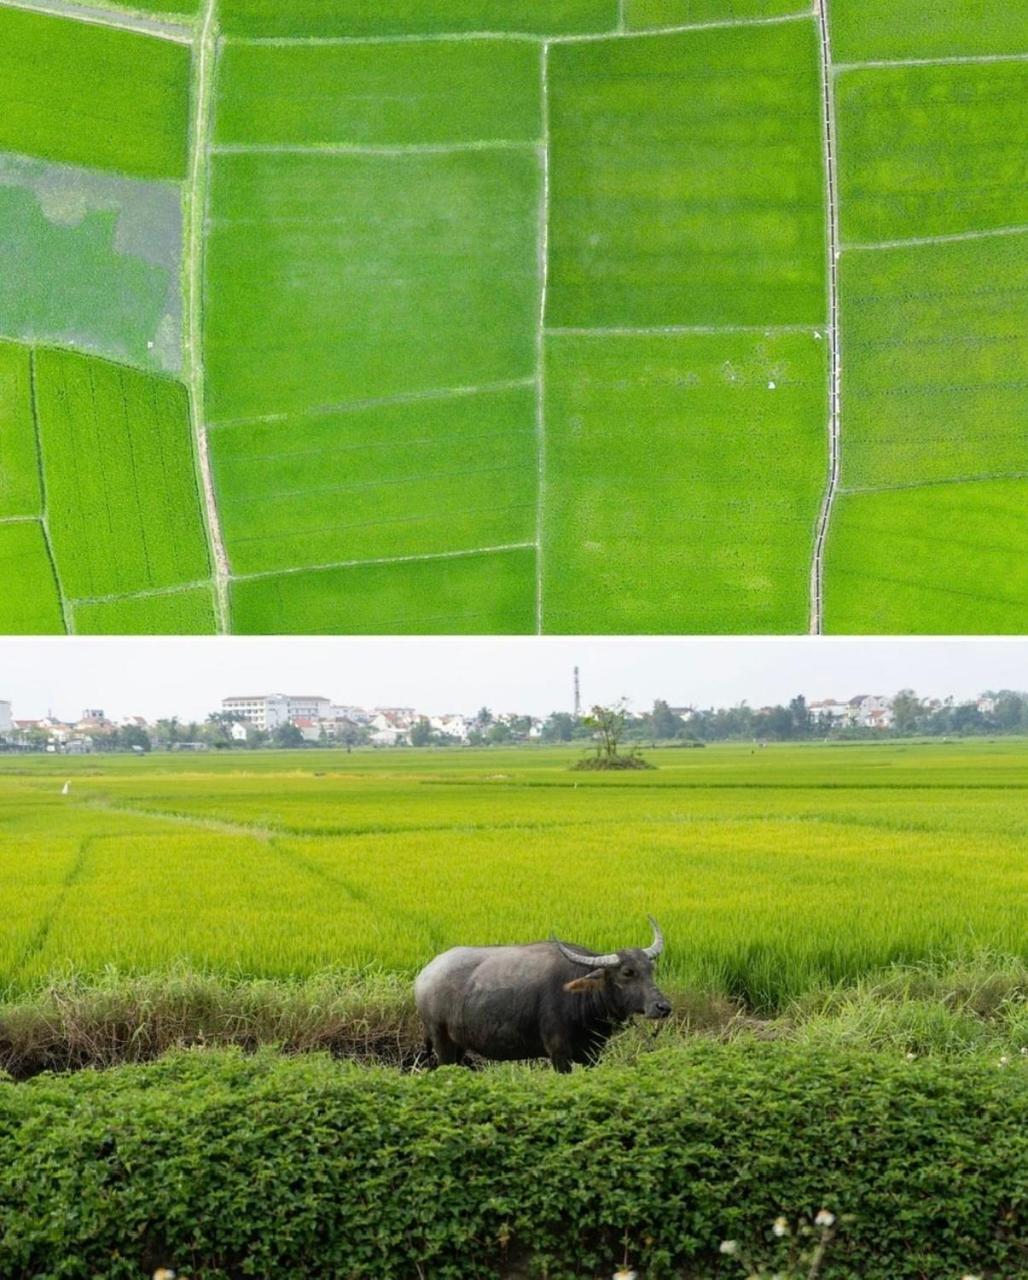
[426,1024,468,1068]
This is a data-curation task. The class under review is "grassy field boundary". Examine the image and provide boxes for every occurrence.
[26,348,72,634]
[0,0,191,40]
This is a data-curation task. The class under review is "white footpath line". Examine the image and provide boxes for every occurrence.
[836,52,1028,72]
[844,225,1028,252]
[67,578,213,607]
[0,0,191,40]
[840,473,1028,497]
[234,542,537,585]
[534,42,551,636]
[549,9,812,43]
[809,0,841,636]
[224,31,544,46]
[184,0,231,633]
[211,140,541,156]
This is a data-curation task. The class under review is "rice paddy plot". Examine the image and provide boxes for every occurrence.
[34,349,210,600]
[210,386,537,575]
[542,331,826,633]
[0,522,63,634]
[626,0,808,29]
[0,7,190,180]
[546,19,826,327]
[0,155,183,375]
[0,342,41,519]
[71,586,217,635]
[838,233,1028,490]
[215,40,542,148]
[825,480,1028,634]
[830,0,1028,60]
[204,149,540,423]
[229,546,536,634]
[218,0,615,37]
[835,61,1028,244]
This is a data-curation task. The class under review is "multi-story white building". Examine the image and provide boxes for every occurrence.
[0,701,11,734]
[222,694,331,731]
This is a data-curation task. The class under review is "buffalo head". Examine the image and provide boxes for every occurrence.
[553,916,672,1020]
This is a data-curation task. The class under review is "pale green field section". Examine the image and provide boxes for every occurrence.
[72,586,217,635]
[0,8,190,180]
[0,342,41,519]
[34,349,210,601]
[211,386,537,575]
[831,0,1028,60]
[215,40,542,148]
[230,547,536,634]
[0,522,63,634]
[839,234,1028,491]
[835,62,1028,244]
[205,149,540,422]
[627,0,808,29]
[825,481,1028,634]
[542,331,826,633]
[547,20,825,327]
[219,0,615,37]
[0,155,183,375]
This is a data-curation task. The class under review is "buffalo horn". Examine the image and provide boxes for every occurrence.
[643,915,665,959]
[552,937,620,968]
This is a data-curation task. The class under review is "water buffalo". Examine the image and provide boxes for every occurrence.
[414,917,671,1073]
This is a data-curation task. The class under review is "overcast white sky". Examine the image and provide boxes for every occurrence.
[0,637,1024,722]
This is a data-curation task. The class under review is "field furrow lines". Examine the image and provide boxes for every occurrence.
[844,225,1028,252]
[232,542,538,584]
[549,10,813,43]
[546,325,825,336]
[0,0,191,41]
[809,0,841,637]
[207,378,538,430]
[836,52,1028,72]
[26,350,73,635]
[184,0,229,632]
[840,472,1028,496]
[67,578,213,607]
[535,41,551,636]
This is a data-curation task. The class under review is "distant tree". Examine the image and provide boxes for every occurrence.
[789,695,811,737]
[119,724,151,753]
[272,723,304,748]
[246,727,269,749]
[891,689,922,736]
[410,717,433,747]
[154,717,183,748]
[475,707,494,730]
[487,721,514,744]
[649,699,683,740]
[542,712,575,742]
[583,699,629,762]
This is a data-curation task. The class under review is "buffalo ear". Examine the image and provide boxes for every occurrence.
[564,969,607,993]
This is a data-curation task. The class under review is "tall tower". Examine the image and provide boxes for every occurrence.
[573,666,581,719]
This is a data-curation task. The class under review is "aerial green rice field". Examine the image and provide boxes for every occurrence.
[1,0,1025,633]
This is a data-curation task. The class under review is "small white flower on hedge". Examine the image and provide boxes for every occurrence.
[719,1240,739,1255]
[815,1209,835,1227]
[153,1271,176,1280]
[613,1269,637,1280]
[998,1056,1010,1067]
[772,1216,789,1238]
[905,1052,917,1061]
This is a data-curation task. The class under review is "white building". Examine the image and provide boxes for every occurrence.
[809,699,851,724]
[222,694,331,731]
[0,701,11,734]
[429,713,471,741]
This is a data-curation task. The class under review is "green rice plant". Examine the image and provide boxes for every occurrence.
[0,522,63,634]
[0,342,40,519]
[835,62,1028,243]
[830,0,1028,60]
[627,0,807,29]
[0,7,190,180]
[229,545,536,634]
[825,480,1028,634]
[72,586,218,635]
[215,40,543,148]
[218,0,616,37]
[542,331,827,633]
[35,348,210,600]
[547,20,826,326]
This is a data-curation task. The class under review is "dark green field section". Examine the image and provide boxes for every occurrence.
[0,8,190,181]
[839,234,1028,491]
[831,0,1028,60]
[215,40,542,147]
[835,62,1028,244]
[205,149,540,423]
[542,331,825,633]
[34,350,210,601]
[627,0,808,28]
[0,522,63,633]
[546,19,825,327]
[210,386,537,575]
[0,342,41,519]
[73,586,217,635]
[825,480,1028,634]
[219,0,615,37]
[230,547,536,634]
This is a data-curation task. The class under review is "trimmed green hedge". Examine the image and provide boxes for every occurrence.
[0,1044,1024,1279]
